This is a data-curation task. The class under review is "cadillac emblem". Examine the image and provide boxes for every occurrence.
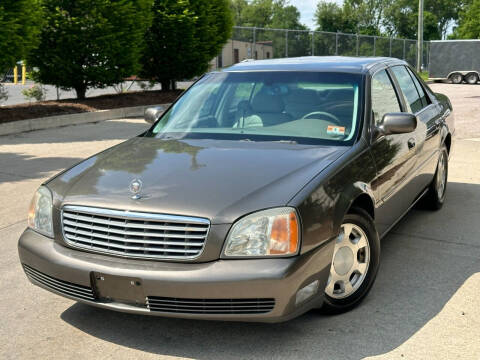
[129,179,143,199]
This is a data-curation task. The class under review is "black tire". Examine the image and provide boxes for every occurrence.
[321,208,380,314]
[465,72,479,85]
[423,146,448,210]
[449,73,463,84]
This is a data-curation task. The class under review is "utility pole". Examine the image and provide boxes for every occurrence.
[417,0,424,72]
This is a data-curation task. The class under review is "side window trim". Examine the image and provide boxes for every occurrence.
[405,67,429,108]
[370,67,403,127]
[390,65,423,114]
[385,67,408,112]
[405,65,434,105]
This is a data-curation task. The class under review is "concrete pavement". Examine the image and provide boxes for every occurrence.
[1,84,480,359]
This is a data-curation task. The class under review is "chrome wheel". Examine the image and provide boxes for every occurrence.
[325,223,370,299]
[436,152,447,200]
[465,73,478,84]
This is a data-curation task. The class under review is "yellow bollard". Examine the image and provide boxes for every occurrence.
[22,64,26,85]
[13,66,18,84]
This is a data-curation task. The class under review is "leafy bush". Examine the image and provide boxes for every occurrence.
[21,84,47,102]
[0,84,8,104]
[138,81,155,91]
[28,0,153,99]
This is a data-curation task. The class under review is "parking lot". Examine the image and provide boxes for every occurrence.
[1,83,480,360]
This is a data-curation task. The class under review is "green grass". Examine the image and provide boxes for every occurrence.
[420,71,429,81]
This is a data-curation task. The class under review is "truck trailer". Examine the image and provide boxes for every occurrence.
[429,40,480,84]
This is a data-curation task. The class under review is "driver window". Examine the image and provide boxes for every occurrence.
[371,70,401,126]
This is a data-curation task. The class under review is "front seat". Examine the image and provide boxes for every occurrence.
[248,90,291,127]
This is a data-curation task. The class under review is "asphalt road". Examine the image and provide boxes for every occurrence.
[1,81,193,106]
[1,83,480,359]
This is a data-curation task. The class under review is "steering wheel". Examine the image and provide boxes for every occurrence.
[302,111,341,125]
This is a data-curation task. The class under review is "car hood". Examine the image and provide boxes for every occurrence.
[48,137,347,224]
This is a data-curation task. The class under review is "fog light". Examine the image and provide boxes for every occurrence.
[295,280,319,306]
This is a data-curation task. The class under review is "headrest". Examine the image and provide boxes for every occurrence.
[251,90,285,113]
[327,89,354,102]
[286,89,318,104]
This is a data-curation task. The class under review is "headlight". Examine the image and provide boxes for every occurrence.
[224,207,299,257]
[27,186,53,237]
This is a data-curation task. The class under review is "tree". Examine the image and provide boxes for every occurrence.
[141,0,233,91]
[28,0,153,99]
[0,0,42,73]
[315,1,357,33]
[451,0,480,38]
[384,0,466,40]
[344,0,390,36]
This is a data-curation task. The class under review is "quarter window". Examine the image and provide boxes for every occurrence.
[407,67,430,108]
[371,70,401,126]
[391,66,424,113]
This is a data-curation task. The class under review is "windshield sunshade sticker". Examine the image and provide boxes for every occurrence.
[327,125,346,136]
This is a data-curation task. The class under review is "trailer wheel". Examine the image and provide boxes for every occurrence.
[465,72,479,84]
[449,73,463,84]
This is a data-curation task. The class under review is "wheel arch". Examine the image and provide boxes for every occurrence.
[444,133,452,155]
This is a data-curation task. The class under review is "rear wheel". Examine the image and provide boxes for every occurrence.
[449,73,463,84]
[465,72,479,85]
[423,146,448,210]
[322,209,380,314]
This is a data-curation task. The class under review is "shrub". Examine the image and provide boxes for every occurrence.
[0,84,8,104]
[21,84,47,102]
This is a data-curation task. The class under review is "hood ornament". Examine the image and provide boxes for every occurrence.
[129,179,143,200]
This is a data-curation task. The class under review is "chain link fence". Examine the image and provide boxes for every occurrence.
[213,26,429,71]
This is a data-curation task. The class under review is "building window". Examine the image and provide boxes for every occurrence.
[266,51,270,59]
[255,51,258,59]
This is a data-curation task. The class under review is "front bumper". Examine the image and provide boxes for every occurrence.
[18,229,334,322]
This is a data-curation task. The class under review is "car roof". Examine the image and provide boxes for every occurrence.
[223,56,406,74]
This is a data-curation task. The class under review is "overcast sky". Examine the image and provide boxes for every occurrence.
[289,0,343,30]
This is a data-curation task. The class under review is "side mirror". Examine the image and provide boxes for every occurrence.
[378,112,417,136]
[144,105,165,124]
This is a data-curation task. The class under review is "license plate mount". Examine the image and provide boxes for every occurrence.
[92,272,145,307]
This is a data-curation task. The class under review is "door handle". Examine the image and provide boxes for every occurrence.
[408,138,416,150]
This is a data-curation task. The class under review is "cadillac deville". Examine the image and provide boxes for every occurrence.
[19,57,454,322]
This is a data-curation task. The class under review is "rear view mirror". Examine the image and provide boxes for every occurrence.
[144,106,165,124]
[378,113,417,135]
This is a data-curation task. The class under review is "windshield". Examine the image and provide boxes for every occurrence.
[147,71,363,145]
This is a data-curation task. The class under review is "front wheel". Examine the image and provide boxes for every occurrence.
[322,209,380,314]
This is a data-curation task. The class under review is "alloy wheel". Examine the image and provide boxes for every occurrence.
[325,223,370,299]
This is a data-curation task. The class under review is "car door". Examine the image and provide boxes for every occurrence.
[405,66,443,187]
[390,65,442,194]
[369,68,422,235]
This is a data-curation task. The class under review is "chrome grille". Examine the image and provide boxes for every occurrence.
[147,296,275,314]
[23,264,95,301]
[61,205,210,260]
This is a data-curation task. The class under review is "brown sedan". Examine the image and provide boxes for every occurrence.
[19,57,454,322]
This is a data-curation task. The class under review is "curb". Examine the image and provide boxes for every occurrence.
[0,104,170,136]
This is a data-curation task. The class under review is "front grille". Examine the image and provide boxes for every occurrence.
[61,205,210,260]
[147,296,275,314]
[23,264,95,301]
